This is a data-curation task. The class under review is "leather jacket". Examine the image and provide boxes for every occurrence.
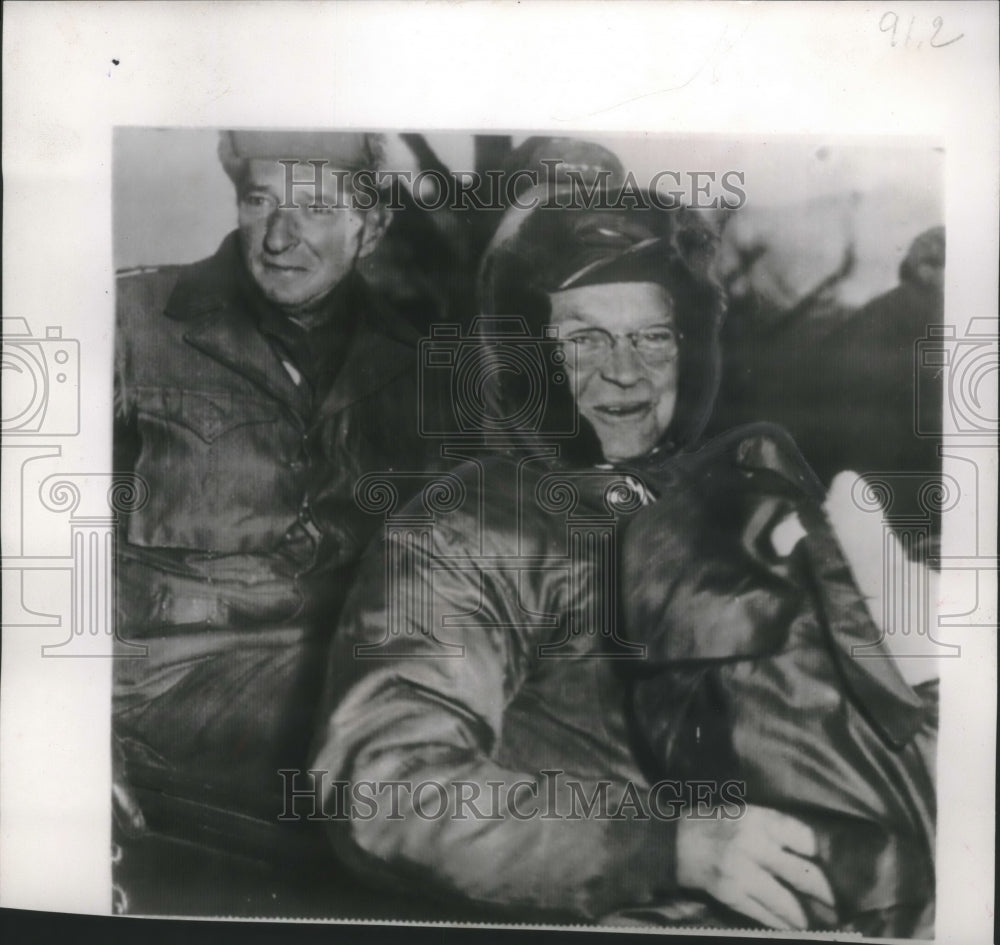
[113,233,443,814]
[312,452,682,921]
[314,430,937,929]
[311,207,732,922]
[310,200,936,927]
[623,424,937,936]
[115,233,436,616]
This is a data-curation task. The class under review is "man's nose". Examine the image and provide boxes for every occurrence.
[599,339,644,386]
[263,210,299,254]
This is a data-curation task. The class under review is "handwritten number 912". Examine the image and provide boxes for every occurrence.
[880,12,964,49]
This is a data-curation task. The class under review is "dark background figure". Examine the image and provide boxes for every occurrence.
[712,226,945,544]
[795,228,945,532]
[358,133,481,334]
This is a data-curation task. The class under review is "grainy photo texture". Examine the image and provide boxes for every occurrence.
[106,128,950,934]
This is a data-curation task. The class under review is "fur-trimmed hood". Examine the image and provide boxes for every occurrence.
[475,187,727,470]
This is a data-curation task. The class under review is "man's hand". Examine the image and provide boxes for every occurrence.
[676,805,835,930]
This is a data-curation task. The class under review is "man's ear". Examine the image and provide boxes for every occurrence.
[356,205,392,260]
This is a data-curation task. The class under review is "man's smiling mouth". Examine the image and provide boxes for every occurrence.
[262,260,308,272]
[592,401,652,420]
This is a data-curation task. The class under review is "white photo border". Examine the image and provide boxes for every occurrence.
[2,3,996,943]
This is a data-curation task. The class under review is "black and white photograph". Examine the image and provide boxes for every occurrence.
[2,4,997,945]
[106,128,949,936]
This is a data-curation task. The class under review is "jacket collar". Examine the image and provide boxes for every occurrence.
[165,232,419,417]
[315,307,415,418]
[184,306,309,413]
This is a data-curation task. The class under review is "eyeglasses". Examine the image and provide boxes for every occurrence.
[561,325,681,368]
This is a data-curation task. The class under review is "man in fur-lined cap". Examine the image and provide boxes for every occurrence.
[113,131,444,882]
